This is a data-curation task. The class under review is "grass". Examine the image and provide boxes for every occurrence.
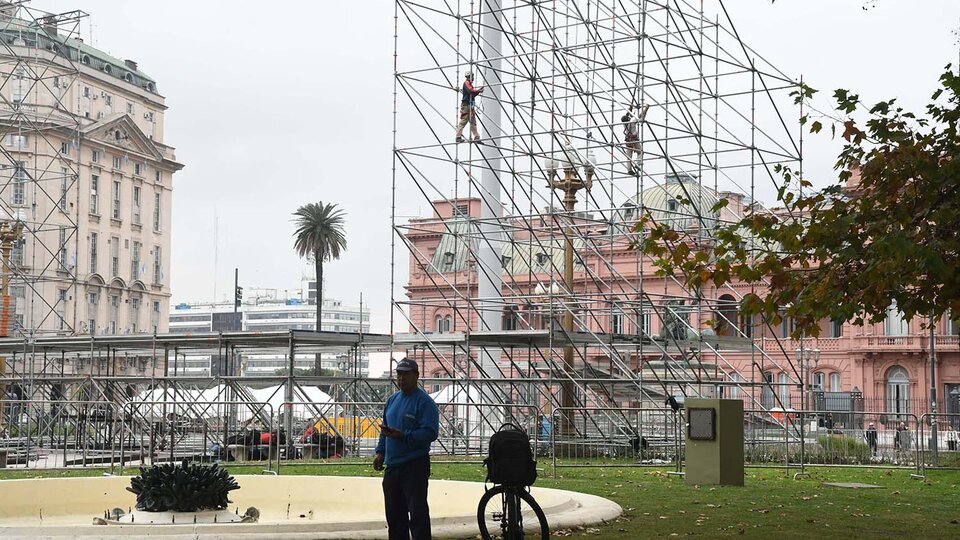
[2,462,959,538]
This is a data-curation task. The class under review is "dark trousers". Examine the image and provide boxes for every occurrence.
[383,455,431,540]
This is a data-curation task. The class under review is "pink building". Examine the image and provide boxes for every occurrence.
[402,175,960,420]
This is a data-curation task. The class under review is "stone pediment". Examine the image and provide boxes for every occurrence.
[82,113,163,161]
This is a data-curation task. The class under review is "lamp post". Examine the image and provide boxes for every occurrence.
[544,144,595,435]
[795,344,819,476]
[0,219,23,429]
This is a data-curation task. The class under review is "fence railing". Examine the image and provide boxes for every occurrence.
[0,394,946,477]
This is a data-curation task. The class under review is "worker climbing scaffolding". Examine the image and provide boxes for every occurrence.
[455,71,484,143]
[621,103,649,176]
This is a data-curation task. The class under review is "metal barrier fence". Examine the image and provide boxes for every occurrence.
[552,406,684,472]
[0,394,945,479]
[744,409,921,475]
[122,400,277,474]
[918,412,960,475]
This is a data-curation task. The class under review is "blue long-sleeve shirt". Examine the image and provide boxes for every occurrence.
[375,388,439,466]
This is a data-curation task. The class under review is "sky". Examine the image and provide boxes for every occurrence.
[32,0,960,343]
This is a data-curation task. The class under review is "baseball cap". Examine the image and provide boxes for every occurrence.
[395,358,419,372]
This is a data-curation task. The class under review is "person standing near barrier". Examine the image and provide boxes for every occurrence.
[374,358,440,540]
[866,422,879,456]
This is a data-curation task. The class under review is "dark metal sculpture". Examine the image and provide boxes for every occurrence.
[126,462,240,513]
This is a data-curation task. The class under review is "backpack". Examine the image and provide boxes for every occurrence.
[483,424,537,486]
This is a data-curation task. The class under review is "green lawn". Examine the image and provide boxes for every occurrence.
[2,462,959,538]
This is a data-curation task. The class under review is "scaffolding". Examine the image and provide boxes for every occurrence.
[390,0,805,435]
[0,2,87,340]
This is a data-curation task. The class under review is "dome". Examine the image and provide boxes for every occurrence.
[617,173,720,231]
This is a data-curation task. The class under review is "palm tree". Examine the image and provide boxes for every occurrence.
[292,202,347,334]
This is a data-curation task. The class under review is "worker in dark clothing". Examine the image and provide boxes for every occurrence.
[621,103,649,175]
[455,71,484,143]
[374,358,440,540]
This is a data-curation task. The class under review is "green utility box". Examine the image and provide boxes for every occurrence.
[684,398,744,486]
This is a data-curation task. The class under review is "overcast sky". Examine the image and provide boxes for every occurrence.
[34,0,960,337]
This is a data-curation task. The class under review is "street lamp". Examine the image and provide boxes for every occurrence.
[544,143,596,435]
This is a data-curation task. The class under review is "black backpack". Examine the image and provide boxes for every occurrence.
[483,424,537,486]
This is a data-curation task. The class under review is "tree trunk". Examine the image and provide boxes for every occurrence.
[315,254,323,375]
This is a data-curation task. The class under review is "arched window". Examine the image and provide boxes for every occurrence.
[444,315,452,332]
[813,372,825,391]
[434,315,443,333]
[829,372,842,392]
[886,366,910,418]
[715,294,738,337]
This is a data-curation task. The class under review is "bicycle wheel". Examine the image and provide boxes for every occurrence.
[477,485,549,540]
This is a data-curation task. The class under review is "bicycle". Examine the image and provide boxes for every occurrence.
[476,482,549,540]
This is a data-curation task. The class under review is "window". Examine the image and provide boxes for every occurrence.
[535,252,548,266]
[60,141,69,155]
[11,161,26,205]
[667,198,678,212]
[110,236,119,277]
[90,174,99,214]
[762,372,775,410]
[129,297,140,333]
[132,186,141,225]
[112,180,121,219]
[445,315,452,332]
[134,163,143,176]
[886,366,910,418]
[635,304,651,336]
[611,306,624,334]
[130,241,141,281]
[727,372,742,400]
[152,246,162,285]
[442,251,455,268]
[58,227,68,270]
[112,156,122,170]
[153,192,161,230]
[503,307,519,331]
[109,294,120,335]
[87,290,99,335]
[778,372,790,407]
[59,168,69,211]
[55,289,67,331]
[884,301,908,336]
[91,149,99,163]
[151,301,160,333]
[453,204,469,217]
[829,372,842,392]
[126,102,134,114]
[829,318,843,338]
[435,314,451,333]
[155,170,162,183]
[716,294,738,337]
[10,242,23,267]
[82,86,90,97]
[739,313,754,338]
[88,232,98,274]
[813,372,825,391]
[6,134,27,148]
[780,314,795,338]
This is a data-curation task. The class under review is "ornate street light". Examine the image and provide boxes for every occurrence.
[544,144,596,435]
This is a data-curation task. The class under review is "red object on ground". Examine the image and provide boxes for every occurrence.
[260,432,272,444]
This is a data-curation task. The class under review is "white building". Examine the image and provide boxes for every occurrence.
[168,291,370,376]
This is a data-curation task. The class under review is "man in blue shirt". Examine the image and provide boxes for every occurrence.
[374,358,439,540]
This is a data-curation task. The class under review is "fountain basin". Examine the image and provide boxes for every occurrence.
[0,475,621,538]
